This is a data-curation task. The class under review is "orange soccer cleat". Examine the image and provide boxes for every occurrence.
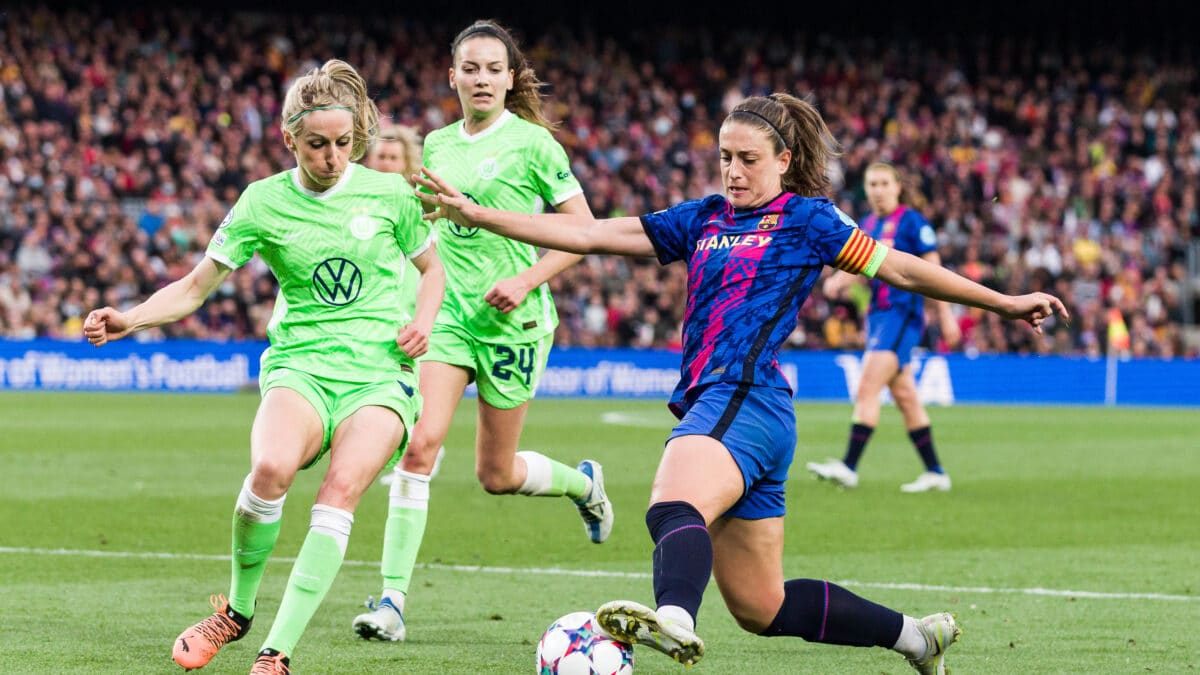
[249,649,291,675]
[172,594,252,670]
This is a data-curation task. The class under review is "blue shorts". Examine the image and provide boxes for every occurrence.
[865,309,923,365]
[668,383,797,520]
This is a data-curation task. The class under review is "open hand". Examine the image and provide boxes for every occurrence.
[412,167,481,230]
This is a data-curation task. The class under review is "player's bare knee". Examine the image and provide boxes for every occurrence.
[728,603,773,634]
[855,390,881,407]
[316,471,368,511]
[477,467,518,494]
[401,433,439,473]
[249,461,296,499]
[401,446,437,474]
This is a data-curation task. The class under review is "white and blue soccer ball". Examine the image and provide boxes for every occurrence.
[536,611,634,675]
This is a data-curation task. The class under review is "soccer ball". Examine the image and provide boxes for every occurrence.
[536,611,634,675]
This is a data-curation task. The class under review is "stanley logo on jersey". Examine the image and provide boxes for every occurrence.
[694,233,773,251]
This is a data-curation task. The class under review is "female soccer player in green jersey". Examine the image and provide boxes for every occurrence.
[352,20,613,644]
[83,60,445,675]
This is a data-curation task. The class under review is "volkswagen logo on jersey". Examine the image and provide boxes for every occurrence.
[446,192,482,238]
[477,157,499,180]
[313,257,363,306]
[348,213,378,241]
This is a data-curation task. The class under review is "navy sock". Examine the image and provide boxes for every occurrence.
[842,423,874,470]
[909,426,943,473]
[645,501,711,623]
[759,579,903,647]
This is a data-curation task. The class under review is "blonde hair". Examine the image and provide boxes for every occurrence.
[451,20,554,130]
[280,59,380,161]
[371,123,424,179]
[865,161,929,211]
[726,93,841,197]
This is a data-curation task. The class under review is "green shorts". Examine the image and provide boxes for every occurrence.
[421,325,552,409]
[259,365,421,470]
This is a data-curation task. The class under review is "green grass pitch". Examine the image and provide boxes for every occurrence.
[1,392,1197,673]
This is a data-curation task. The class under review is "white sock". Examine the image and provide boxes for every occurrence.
[381,589,406,613]
[235,473,286,523]
[310,503,354,556]
[657,604,695,632]
[389,468,431,508]
[893,615,927,658]
[516,450,553,495]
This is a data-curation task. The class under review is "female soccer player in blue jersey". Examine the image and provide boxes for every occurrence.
[353,20,611,644]
[415,93,1067,673]
[84,60,444,675]
[808,162,963,492]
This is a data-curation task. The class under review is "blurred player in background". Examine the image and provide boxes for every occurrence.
[85,60,444,675]
[807,162,962,492]
[352,19,612,644]
[366,123,425,320]
[364,123,450,483]
[416,91,1067,672]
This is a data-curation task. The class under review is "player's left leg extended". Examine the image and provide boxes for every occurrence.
[715,515,960,672]
[474,336,612,544]
[258,404,406,668]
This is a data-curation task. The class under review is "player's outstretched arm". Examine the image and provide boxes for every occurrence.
[875,248,1068,334]
[413,168,656,257]
[83,257,232,347]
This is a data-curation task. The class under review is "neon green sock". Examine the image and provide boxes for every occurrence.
[550,458,590,501]
[261,530,344,657]
[228,514,282,618]
[380,469,430,597]
[382,505,428,596]
[517,451,591,500]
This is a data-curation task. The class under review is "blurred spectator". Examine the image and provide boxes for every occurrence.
[0,6,1197,356]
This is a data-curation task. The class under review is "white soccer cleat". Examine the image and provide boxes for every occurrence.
[805,458,859,488]
[595,600,705,666]
[906,612,961,675]
[900,471,952,493]
[352,596,406,642]
[574,460,613,544]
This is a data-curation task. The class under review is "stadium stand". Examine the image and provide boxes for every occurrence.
[1,7,1197,356]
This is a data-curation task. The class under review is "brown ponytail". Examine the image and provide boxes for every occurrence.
[726,93,841,197]
[451,20,555,130]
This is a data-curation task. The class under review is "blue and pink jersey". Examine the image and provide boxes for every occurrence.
[862,206,937,314]
[640,192,887,416]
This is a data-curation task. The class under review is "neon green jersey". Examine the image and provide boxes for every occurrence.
[206,164,431,383]
[423,110,582,342]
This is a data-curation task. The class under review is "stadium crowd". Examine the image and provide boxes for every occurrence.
[1,7,1197,357]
